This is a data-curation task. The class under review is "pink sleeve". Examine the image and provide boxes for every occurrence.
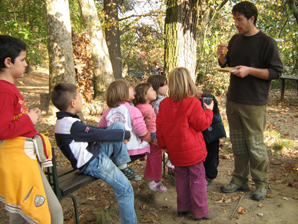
[98,109,109,127]
[127,104,149,140]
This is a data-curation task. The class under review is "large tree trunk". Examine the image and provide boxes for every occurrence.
[104,0,123,79]
[288,0,298,24]
[164,0,198,81]
[45,0,76,114]
[77,0,114,99]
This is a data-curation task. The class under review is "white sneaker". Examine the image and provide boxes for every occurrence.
[148,181,167,193]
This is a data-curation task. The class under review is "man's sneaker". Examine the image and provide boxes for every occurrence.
[221,182,249,193]
[252,187,267,201]
[166,160,175,169]
[120,166,142,181]
[148,181,167,193]
[194,209,219,220]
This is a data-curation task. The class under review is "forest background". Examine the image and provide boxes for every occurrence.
[0,0,297,97]
[1,1,298,223]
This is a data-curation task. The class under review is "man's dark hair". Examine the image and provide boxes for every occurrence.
[51,83,77,111]
[0,35,27,72]
[232,1,258,25]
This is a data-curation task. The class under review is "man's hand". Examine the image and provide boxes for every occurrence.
[232,65,250,78]
[217,44,228,56]
[217,43,228,65]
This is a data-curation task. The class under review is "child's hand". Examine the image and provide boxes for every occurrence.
[161,148,167,153]
[204,100,214,111]
[124,130,131,144]
[152,139,158,146]
[28,108,41,125]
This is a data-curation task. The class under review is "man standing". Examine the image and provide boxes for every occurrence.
[217,1,283,201]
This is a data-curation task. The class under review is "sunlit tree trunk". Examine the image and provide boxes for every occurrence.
[78,0,114,98]
[164,0,198,81]
[288,0,298,24]
[45,0,75,114]
[104,0,122,79]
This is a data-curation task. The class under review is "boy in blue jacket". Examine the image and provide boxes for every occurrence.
[51,83,138,224]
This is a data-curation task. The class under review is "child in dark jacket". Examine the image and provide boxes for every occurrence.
[51,83,137,224]
[197,90,226,186]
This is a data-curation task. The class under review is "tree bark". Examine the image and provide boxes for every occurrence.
[288,0,298,24]
[164,0,198,81]
[45,0,76,114]
[104,0,123,79]
[77,0,114,98]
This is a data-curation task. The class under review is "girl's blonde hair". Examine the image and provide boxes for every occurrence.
[133,83,152,106]
[168,67,197,102]
[106,79,131,108]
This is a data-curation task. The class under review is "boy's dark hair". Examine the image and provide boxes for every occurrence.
[147,75,167,92]
[232,1,258,25]
[51,83,77,111]
[0,35,27,72]
[133,83,152,106]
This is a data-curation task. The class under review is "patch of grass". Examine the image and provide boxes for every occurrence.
[135,180,156,204]
[95,205,119,224]
[265,130,294,156]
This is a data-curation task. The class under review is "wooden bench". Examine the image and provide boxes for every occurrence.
[280,75,298,101]
[45,147,146,224]
[45,147,97,224]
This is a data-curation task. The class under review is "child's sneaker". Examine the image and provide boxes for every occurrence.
[166,160,175,169]
[120,166,142,181]
[148,181,167,193]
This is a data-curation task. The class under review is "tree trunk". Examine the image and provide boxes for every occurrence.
[45,0,76,114]
[77,0,114,98]
[164,0,198,81]
[104,0,123,79]
[288,0,298,24]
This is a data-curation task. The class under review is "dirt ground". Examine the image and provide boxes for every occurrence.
[0,72,297,224]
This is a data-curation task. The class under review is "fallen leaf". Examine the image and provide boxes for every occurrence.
[258,203,264,207]
[267,193,274,198]
[237,206,248,214]
[224,197,232,203]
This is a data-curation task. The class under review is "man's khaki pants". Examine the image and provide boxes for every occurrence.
[227,100,269,188]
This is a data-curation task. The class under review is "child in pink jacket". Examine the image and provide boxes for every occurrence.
[98,80,156,180]
[133,83,167,193]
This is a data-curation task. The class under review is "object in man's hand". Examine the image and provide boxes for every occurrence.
[217,67,238,73]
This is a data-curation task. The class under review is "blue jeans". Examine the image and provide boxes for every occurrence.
[83,122,137,224]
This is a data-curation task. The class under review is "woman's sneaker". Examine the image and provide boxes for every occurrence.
[148,181,167,193]
[166,160,175,169]
[120,166,142,181]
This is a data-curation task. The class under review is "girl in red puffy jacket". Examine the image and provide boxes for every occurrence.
[156,67,218,221]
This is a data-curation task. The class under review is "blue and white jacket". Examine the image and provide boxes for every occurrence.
[54,112,130,171]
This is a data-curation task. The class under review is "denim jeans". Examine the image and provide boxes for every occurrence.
[83,122,137,224]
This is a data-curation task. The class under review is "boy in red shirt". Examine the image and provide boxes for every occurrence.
[0,35,63,223]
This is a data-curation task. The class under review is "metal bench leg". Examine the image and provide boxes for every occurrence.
[62,194,79,224]
[280,79,285,101]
